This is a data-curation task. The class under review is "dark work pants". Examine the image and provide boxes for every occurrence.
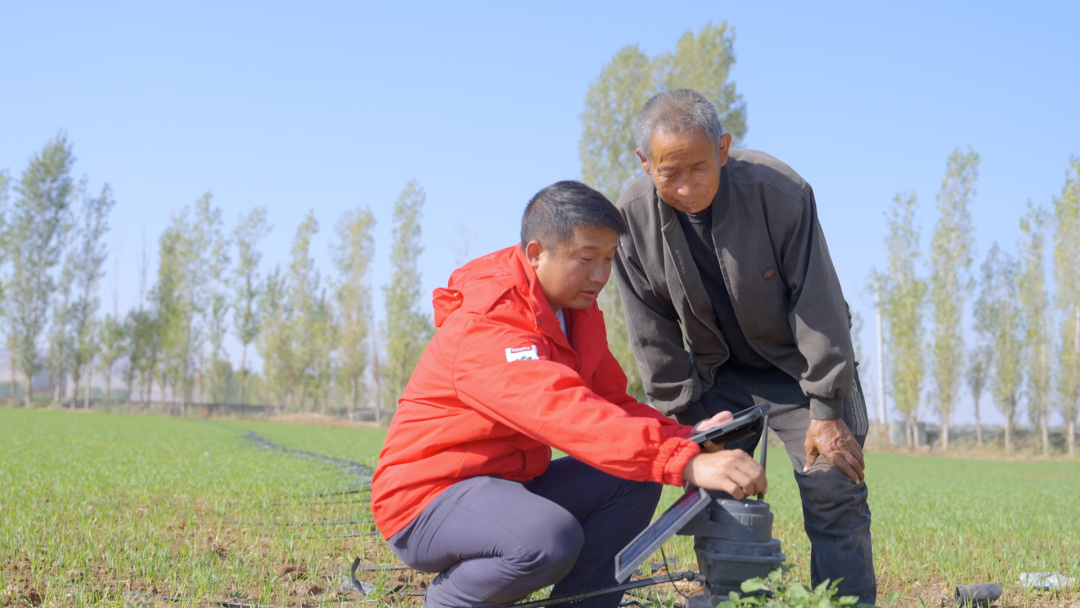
[676,363,877,605]
[388,458,663,608]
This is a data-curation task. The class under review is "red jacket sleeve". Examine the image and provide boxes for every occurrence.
[451,312,699,486]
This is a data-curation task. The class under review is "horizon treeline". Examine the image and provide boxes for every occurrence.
[876,150,1080,455]
[0,132,433,421]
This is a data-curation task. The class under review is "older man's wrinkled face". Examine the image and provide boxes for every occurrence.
[638,128,731,214]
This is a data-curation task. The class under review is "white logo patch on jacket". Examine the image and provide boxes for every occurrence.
[505,345,539,362]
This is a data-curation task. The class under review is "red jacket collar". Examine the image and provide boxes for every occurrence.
[432,245,599,352]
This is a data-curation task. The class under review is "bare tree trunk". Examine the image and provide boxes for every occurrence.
[974,392,983,444]
[1069,419,1076,456]
[105,364,112,405]
[84,362,92,410]
[9,343,18,404]
[349,379,357,422]
[942,419,949,451]
[239,343,248,406]
[158,376,167,414]
[1005,415,1013,454]
[25,371,33,407]
[1042,410,1050,456]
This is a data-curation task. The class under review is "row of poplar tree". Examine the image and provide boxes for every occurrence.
[576,22,1080,456]
[0,21,741,423]
[0,133,434,421]
[878,151,1080,455]
[8,21,1074,450]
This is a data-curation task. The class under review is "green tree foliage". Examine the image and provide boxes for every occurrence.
[97,312,126,404]
[287,211,324,411]
[154,218,191,407]
[332,207,375,421]
[46,248,76,406]
[382,180,434,415]
[0,171,10,397]
[151,194,224,412]
[154,195,218,411]
[966,341,990,445]
[256,267,291,413]
[198,199,230,406]
[928,147,978,450]
[67,184,115,409]
[309,290,336,414]
[881,193,926,447]
[1019,202,1052,455]
[1053,157,1080,455]
[124,308,160,406]
[580,45,656,204]
[655,22,747,143]
[5,134,76,406]
[231,207,270,406]
[580,22,747,401]
[976,243,1024,453]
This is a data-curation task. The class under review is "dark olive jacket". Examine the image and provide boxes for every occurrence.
[613,149,853,420]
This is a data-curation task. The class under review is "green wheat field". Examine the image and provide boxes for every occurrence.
[2,408,1078,607]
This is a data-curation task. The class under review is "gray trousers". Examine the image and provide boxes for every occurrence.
[388,457,663,608]
[676,363,876,605]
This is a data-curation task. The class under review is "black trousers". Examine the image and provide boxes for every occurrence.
[676,363,877,605]
[388,458,663,608]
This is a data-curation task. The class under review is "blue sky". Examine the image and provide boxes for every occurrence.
[2,1,1077,424]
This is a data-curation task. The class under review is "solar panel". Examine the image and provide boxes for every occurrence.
[614,486,710,583]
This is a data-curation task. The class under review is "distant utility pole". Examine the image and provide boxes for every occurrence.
[875,280,887,427]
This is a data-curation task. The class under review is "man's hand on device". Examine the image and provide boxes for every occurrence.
[681,450,766,499]
[803,418,864,483]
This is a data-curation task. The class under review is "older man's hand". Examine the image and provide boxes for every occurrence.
[804,418,864,483]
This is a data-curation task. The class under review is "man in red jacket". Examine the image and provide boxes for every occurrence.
[371,181,766,608]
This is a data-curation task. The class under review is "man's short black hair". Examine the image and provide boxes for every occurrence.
[520,181,626,250]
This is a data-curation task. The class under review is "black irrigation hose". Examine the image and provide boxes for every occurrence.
[347,557,703,608]
[239,428,374,485]
[479,571,703,608]
[300,486,370,498]
[272,497,370,506]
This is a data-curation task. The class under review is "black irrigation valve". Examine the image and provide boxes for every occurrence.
[614,406,785,607]
[677,494,786,607]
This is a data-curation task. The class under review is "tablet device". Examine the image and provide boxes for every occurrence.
[688,402,770,445]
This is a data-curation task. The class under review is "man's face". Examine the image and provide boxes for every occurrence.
[526,225,619,312]
[638,128,731,214]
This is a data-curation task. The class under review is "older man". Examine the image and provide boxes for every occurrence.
[612,89,875,603]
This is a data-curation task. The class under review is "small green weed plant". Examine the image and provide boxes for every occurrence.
[719,569,899,608]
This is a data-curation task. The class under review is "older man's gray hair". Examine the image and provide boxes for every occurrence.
[634,89,726,162]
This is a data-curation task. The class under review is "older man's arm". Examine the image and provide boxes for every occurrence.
[612,234,703,417]
[776,184,864,482]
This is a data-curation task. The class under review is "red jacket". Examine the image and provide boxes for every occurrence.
[371,246,700,538]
